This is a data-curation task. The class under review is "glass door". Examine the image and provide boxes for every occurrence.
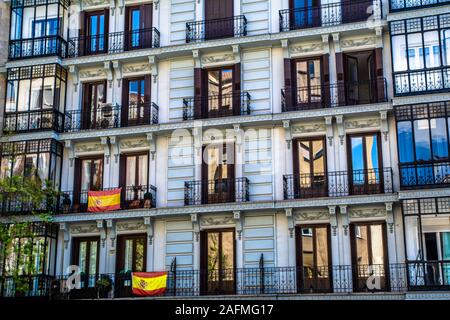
[351,223,388,292]
[125,4,152,50]
[204,0,234,40]
[295,58,323,109]
[86,11,107,55]
[206,68,234,118]
[202,143,234,204]
[71,237,100,292]
[296,225,331,293]
[290,0,320,30]
[201,229,235,295]
[123,77,150,126]
[348,133,382,195]
[293,138,327,198]
[82,81,106,129]
[423,232,450,287]
[120,153,148,208]
[74,157,103,208]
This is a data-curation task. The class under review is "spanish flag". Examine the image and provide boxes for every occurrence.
[131,272,168,296]
[87,188,121,212]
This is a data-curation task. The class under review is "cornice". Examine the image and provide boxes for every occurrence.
[386,5,450,22]
[0,193,400,224]
[398,188,450,200]
[392,93,450,106]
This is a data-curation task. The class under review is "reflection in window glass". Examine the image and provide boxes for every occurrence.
[414,119,432,161]
[397,121,414,163]
[431,118,449,160]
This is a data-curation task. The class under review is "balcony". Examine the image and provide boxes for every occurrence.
[399,162,450,190]
[186,15,247,43]
[64,102,159,132]
[283,168,393,200]
[0,193,59,217]
[407,260,450,291]
[184,177,249,206]
[8,36,67,60]
[390,0,450,11]
[393,67,450,96]
[67,28,160,58]
[281,79,387,112]
[182,92,251,120]
[279,0,380,32]
[60,185,157,214]
[0,274,54,298]
[3,109,65,133]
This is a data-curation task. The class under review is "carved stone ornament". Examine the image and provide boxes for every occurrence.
[349,207,386,219]
[200,215,235,227]
[75,142,103,154]
[116,221,146,231]
[294,211,329,222]
[70,224,98,234]
[344,118,380,130]
[82,0,110,9]
[289,43,323,55]
[292,123,326,134]
[201,53,235,66]
[122,63,152,74]
[79,69,107,79]
[119,138,149,150]
[341,37,377,49]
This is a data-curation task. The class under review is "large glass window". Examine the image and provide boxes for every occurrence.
[390,14,450,95]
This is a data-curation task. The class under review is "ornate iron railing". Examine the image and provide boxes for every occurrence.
[390,0,450,11]
[281,78,387,112]
[283,168,393,200]
[3,109,65,133]
[279,0,381,32]
[67,28,160,58]
[184,177,249,206]
[186,15,247,43]
[0,192,60,216]
[393,67,450,96]
[399,162,450,189]
[64,102,159,132]
[8,35,67,59]
[0,275,55,298]
[183,92,251,120]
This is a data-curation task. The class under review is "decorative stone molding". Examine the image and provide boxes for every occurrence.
[148,56,158,83]
[340,205,349,236]
[283,120,292,149]
[70,223,98,234]
[344,118,380,130]
[332,33,340,53]
[193,125,203,157]
[109,136,119,163]
[122,63,151,75]
[119,138,149,151]
[232,45,240,64]
[200,215,234,227]
[118,0,124,14]
[75,142,104,154]
[191,213,199,242]
[112,60,122,87]
[348,207,386,219]
[375,26,383,48]
[285,208,294,238]
[68,65,79,92]
[104,61,113,88]
[100,136,110,164]
[106,219,116,248]
[322,34,330,55]
[192,49,201,68]
[147,133,156,160]
[116,220,146,231]
[380,111,389,141]
[325,116,333,146]
[292,123,326,135]
[289,42,323,57]
[144,217,153,245]
[233,124,243,152]
[201,53,235,67]
[109,0,115,16]
[233,211,243,240]
[294,210,329,222]
[340,36,377,51]
[281,39,289,59]
[79,68,107,79]
[328,206,337,236]
[65,140,75,167]
[154,0,159,10]
[97,220,107,248]
[385,202,394,234]
[336,115,345,145]
[60,223,70,249]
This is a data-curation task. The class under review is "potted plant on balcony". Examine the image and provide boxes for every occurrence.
[143,191,153,208]
[96,275,112,299]
[62,193,71,214]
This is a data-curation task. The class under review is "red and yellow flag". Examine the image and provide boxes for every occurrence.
[87,188,121,212]
[131,272,168,296]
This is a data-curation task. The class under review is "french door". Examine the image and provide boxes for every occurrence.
[290,0,321,30]
[119,153,149,209]
[348,133,383,195]
[85,10,108,55]
[293,137,327,198]
[73,157,104,208]
[422,232,450,288]
[125,4,152,50]
[204,0,234,40]
[82,81,107,129]
[71,237,100,292]
[294,58,323,109]
[202,143,235,204]
[122,76,151,126]
[296,225,332,293]
[344,51,376,105]
[200,229,235,295]
[350,222,388,292]
[205,67,234,118]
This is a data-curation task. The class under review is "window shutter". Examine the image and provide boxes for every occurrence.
[321,54,330,108]
[233,63,241,116]
[194,68,203,119]
[73,158,82,205]
[81,83,90,129]
[104,9,109,53]
[78,11,85,56]
[121,78,129,127]
[374,48,385,102]
[284,58,293,111]
[144,75,152,123]
[335,52,345,106]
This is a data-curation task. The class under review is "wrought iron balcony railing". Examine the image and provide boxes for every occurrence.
[184,177,249,206]
[186,15,247,43]
[60,185,157,214]
[281,78,387,112]
[3,109,65,133]
[393,67,450,96]
[0,192,60,217]
[3,261,450,298]
[64,102,159,132]
[279,0,381,32]
[390,0,450,11]
[8,35,67,59]
[67,28,160,58]
[182,92,251,120]
[283,168,393,200]
[399,162,450,189]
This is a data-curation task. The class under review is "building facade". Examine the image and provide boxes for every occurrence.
[0,0,449,299]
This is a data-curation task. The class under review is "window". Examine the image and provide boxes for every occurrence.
[390,14,450,95]
[206,67,234,117]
